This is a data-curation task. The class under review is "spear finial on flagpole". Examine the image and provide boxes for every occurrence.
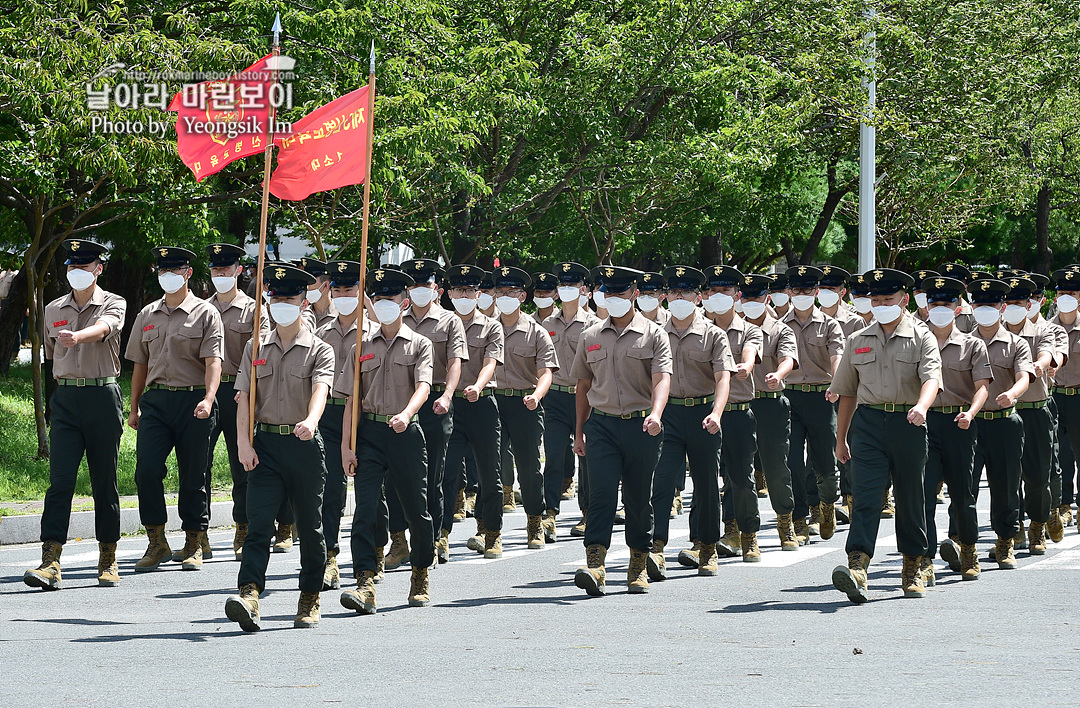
[272,12,282,47]
[369,40,376,74]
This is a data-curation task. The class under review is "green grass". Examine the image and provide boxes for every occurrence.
[0,364,235,502]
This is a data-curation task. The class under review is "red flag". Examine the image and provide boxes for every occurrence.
[168,54,278,181]
[269,86,371,201]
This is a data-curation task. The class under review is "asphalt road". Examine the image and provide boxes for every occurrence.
[2,488,1078,708]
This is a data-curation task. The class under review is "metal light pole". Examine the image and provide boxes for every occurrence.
[858,8,877,273]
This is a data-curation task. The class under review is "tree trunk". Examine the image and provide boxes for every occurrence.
[1035,182,1053,274]
[0,267,28,375]
[800,163,849,265]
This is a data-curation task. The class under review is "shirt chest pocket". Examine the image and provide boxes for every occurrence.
[687,348,714,365]
[585,346,608,371]
[141,325,163,356]
[625,346,653,366]
[467,333,488,352]
[852,348,877,370]
[513,343,537,361]
[988,345,1015,371]
[228,319,252,335]
[169,324,203,357]
[426,330,448,345]
[255,359,275,380]
[946,357,972,373]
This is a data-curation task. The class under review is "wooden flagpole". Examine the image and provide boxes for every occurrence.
[349,42,377,452]
[247,13,283,442]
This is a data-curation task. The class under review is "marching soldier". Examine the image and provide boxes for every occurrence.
[126,246,223,572]
[571,266,672,596]
[938,263,977,333]
[849,274,874,328]
[542,263,600,539]
[225,265,334,631]
[338,268,436,614]
[650,266,735,577]
[531,271,559,323]
[910,269,939,325]
[636,272,670,326]
[920,277,991,581]
[830,269,941,603]
[1050,270,1080,531]
[24,239,126,591]
[491,266,559,548]
[478,271,496,317]
[297,256,338,329]
[768,274,791,318]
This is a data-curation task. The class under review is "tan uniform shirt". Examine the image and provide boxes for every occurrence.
[664,311,736,399]
[236,327,335,426]
[44,287,126,380]
[210,290,257,376]
[315,315,367,392]
[570,312,673,415]
[543,306,600,388]
[456,311,504,390]
[782,308,845,385]
[751,315,799,392]
[829,305,866,338]
[830,316,942,406]
[312,300,339,330]
[1050,313,1080,388]
[495,314,558,390]
[126,291,224,387]
[973,325,1034,412]
[404,303,468,386]
[642,306,671,328]
[933,328,992,407]
[719,315,763,403]
[1012,319,1057,402]
[532,308,557,325]
[334,324,434,416]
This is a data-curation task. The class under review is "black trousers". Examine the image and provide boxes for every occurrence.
[496,393,546,516]
[206,380,243,523]
[351,419,433,573]
[972,413,1024,538]
[786,389,839,517]
[389,389,453,534]
[40,384,123,544]
[442,395,502,532]
[135,388,214,531]
[718,407,761,533]
[500,426,516,487]
[319,403,347,554]
[237,431,327,593]
[543,389,587,513]
[923,411,978,554]
[1055,391,1080,506]
[750,395,795,516]
[845,407,927,559]
[1018,404,1054,524]
[583,413,662,551]
[653,403,720,544]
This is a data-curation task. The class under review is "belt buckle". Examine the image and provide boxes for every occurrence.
[278,425,291,435]
[75,378,87,387]
[683,397,694,406]
[621,413,632,419]
[883,403,896,412]
[568,386,576,394]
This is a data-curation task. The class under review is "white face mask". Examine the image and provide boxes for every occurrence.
[477,293,494,310]
[928,306,956,328]
[741,301,767,320]
[373,299,402,324]
[1003,304,1029,326]
[306,288,323,305]
[734,299,744,314]
[1057,294,1079,314]
[791,294,816,311]
[211,276,236,294]
[408,287,436,307]
[1028,299,1041,320]
[592,291,607,308]
[872,304,903,324]
[604,295,633,318]
[816,289,841,308]
[558,286,580,303]
[452,297,477,315]
[770,292,790,308]
[158,272,186,294]
[637,295,660,313]
[533,296,554,309]
[914,292,929,309]
[579,294,589,307]
[973,305,1003,327]
[667,298,697,320]
[707,293,734,315]
[852,296,872,314]
[496,296,521,315]
[269,302,301,327]
[333,296,359,316]
[66,268,96,292]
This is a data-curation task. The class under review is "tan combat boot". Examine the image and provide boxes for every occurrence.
[526,515,544,549]
[574,544,607,596]
[24,540,63,591]
[200,532,213,560]
[453,487,466,521]
[919,555,936,587]
[793,517,810,546]
[502,485,516,512]
[741,532,761,563]
[384,531,411,570]
[484,529,503,559]
[836,495,853,524]
[465,490,477,517]
[755,468,768,498]
[935,479,946,504]
[718,520,741,557]
[178,530,204,571]
[225,583,261,631]
[995,536,1017,569]
[1013,519,1028,550]
[1059,504,1073,527]
[1046,509,1064,543]
[323,549,340,590]
[1028,521,1047,555]
[408,566,431,607]
[542,509,558,544]
[901,555,926,598]
[777,513,799,551]
[134,525,172,572]
[832,551,870,603]
[97,542,119,587]
[436,528,450,564]
[233,523,248,561]
[560,477,576,500]
[819,501,837,540]
[570,509,587,538]
[960,543,980,580]
[647,539,667,581]
[294,591,320,629]
[678,540,701,568]
[698,542,718,576]
[340,571,377,614]
[881,487,896,518]
[627,548,650,594]
[374,546,385,583]
[272,523,294,553]
[671,495,683,518]
[939,536,962,572]
[807,506,821,536]
[466,519,486,553]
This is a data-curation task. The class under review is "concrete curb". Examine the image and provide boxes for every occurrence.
[0,489,355,546]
